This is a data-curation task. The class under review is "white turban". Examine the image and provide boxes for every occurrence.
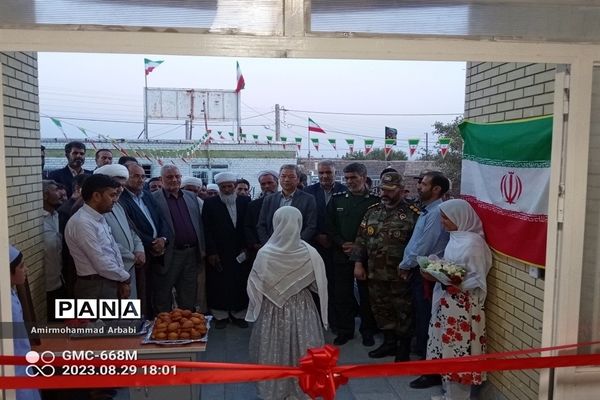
[207,183,219,191]
[181,176,204,188]
[94,164,129,179]
[214,172,237,184]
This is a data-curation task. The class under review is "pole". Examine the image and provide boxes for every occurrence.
[144,73,148,140]
[275,104,281,141]
[188,89,195,140]
[203,99,209,137]
[425,131,429,160]
[237,91,242,142]
[307,123,311,161]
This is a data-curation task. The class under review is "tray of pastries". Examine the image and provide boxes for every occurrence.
[142,308,210,345]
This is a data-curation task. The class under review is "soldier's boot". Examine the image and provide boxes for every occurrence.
[394,337,412,362]
[368,330,397,358]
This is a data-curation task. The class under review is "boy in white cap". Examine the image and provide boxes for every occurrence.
[10,245,42,400]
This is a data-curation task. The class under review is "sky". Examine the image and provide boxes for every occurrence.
[38,53,466,158]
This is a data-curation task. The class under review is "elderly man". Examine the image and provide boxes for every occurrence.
[153,165,205,312]
[181,176,204,197]
[257,164,317,244]
[119,163,169,317]
[94,164,145,299]
[42,180,66,321]
[202,172,251,328]
[48,141,93,198]
[65,174,131,300]
[95,149,113,168]
[244,170,278,254]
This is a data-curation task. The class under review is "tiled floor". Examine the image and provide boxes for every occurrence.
[200,321,444,400]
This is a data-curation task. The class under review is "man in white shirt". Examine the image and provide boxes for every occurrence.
[42,180,66,321]
[65,174,131,300]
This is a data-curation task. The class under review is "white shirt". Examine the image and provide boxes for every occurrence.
[65,204,130,282]
[42,210,63,291]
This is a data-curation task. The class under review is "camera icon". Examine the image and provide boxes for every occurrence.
[25,351,56,377]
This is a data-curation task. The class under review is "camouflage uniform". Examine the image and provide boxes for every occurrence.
[352,200,418,338]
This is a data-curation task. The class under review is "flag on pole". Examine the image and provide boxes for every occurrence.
[295,137,302,151]
[235,61,245,92]
[384,138,395,159]
[328,138,337,150]
[308,118,326,134]
[459,116,552,267]
[439,137,451,158]
[346,138,354,153]
[408,138,420,157]
[144,58,164,76]
[364,139,374,155]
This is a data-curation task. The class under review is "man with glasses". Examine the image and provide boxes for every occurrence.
[326,162,379,346]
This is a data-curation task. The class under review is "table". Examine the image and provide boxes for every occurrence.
[33,327,206,400]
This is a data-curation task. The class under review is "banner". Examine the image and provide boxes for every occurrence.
[408,138,420,157]
[252,134,259,143]
[311,137,320,151]
[364,139,374,155]
[439,137,451,158]
[459,116,552,266]
[281,136,287,149]
[385,126,397,141]
[328,138,336,150]
[384,138,395,159]
[295,137,302,151]
[346,138,354,153]
[266,135,273,143]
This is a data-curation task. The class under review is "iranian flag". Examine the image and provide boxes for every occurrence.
[384,138,395,159]
[439,137,451,158]
[295,137,302,150]
[235,61,245,92]
[408,138,420,157]
[144,58,164,75]
[364,139,374,155]
[311,137,320,151]
[308,118,326,134]
[328,138,337,150]
[459,116,552,267]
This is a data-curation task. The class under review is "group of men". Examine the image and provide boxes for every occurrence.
[41,140,450,389]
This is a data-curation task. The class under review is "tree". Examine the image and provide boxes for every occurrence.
[418,117,463,195]
[342,148,408,161]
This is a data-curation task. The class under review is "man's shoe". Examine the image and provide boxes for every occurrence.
[333,334,353,346]
[368,342,396,358]
[214,318,229,329]
[230,317,249,328]
[409,374,442,389]
[362,334,375,347]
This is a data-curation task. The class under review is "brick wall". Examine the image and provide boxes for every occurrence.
[464,62,554,400]
[1,52,45,320]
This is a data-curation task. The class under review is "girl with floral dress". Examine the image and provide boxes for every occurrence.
[422,199,492,400]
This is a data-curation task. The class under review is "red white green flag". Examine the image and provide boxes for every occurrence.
[364,139,374,155]
[295,137,302,150]
[144,58,164,75]
[308,118,326,134]
[240,133,247,143]
[281,136,287,149]
[328,138,337,150]
[439,137,451,158]
[384,138,395,159]
[346,138,354,153]
[459,116,552,267]
[252,134,259,143]
[235,61,245,92]
[311,138,320,151]
[266,135,273,143]
[408,138,420,156]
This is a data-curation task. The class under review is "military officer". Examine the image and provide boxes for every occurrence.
[326,162,379,347]
[352,172,418,362]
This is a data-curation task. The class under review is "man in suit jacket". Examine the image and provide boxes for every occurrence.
[94,164,145,299]
[304,160,347,331]
[244,170,279,253]
[153,165,205,312]
[257,164,317,244]
[48,141,93,198]
[203,172,251,329]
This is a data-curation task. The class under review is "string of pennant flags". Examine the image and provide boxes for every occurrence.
[47,115,453,161]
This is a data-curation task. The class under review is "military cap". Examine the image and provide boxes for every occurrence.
[379,172,403,190]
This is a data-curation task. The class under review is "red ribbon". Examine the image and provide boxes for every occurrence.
[1,340,600,397]
[298,345,348,400]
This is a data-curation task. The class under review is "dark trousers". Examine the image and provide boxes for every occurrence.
[334,261,377,337]
[152,248,198,312]
[410,271,432,358]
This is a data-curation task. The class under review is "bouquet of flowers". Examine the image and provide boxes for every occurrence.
[417,255,466,286]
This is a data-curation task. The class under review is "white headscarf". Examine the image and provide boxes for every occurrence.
[245,206,328,328]
[439,199,492,299]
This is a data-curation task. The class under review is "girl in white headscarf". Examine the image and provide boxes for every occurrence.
[424,199,492,400]
[246,206,328,400]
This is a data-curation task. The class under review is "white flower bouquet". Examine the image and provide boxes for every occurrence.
[417,255,466,286]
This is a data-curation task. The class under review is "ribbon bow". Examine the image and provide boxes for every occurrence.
[298,345,348,400]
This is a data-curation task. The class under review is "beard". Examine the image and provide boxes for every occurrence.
[219,192,237,205]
